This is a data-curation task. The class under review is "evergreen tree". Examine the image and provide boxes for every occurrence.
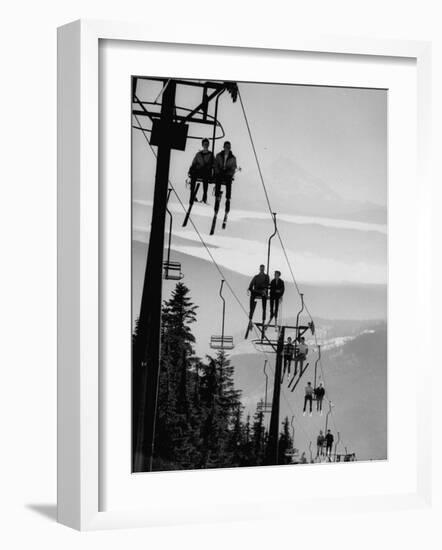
[134,281,263,472]
[199,351,242,468]
[228,403,245,466]
[278,416,293,464]
[251,407,266,466]
[154,283,200,470]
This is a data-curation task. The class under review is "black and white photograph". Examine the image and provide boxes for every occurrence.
[4,0,439,542]
[131,76,387,473]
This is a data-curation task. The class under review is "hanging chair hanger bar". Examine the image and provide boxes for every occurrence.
[219,279,226,345]
[210,279,234,350]
[165,189,173,267]
[211,90,225,156]
[263,360,269,405]
[266,213,277,276]
[314,345,321,389]
[295,293,305,341]
[163,188,184,281]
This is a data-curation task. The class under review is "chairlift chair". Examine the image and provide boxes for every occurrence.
[256,361,272,413]
[209,279,235,351]
[210,334,234,350]
[163,260,184,281]
[257,399,272,414]
[163,189,184,281]
[246,215,278,340]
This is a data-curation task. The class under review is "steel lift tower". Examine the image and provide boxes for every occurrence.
[132,77,238,472]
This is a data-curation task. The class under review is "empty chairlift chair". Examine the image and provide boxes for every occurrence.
[210,279,235,351]
[163,189,184,281]
[256,360,272,413]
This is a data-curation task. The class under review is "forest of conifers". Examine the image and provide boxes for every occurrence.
[133,282,294,471]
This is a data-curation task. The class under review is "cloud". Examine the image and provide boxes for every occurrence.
[133,198,387,235]
[134,219,386,285]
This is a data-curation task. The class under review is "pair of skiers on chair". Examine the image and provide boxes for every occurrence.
[188,138,237,205]
[247,264,285,329]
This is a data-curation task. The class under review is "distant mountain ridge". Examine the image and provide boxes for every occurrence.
[238,156,386,224]
[230,324,387,462]
[133,243,387,356]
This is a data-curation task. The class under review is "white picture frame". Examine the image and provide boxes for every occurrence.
[57,19,432,531]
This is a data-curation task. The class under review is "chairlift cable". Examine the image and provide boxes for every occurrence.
[238,90,350,448]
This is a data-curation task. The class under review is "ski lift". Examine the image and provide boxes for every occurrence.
[257,360,272,413]
[266,213,285,329]
[245,214,278,340]
[210,279,235,350]
[163,189,184,281]
[257,399,272,414]
[182,88,226,228]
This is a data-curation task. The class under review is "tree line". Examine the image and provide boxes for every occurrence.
[133,282,294,471]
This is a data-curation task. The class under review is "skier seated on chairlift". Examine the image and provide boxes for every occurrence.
[268,270,285,326]
[303,381,314,417]
[316,430,325,457]
[325,429,334,458]
[214,141,237,207]
[188,138,214,204]
[247,264,270,328]
[283,336,295,379]
[294,336,308,376]
[314,382,325,414]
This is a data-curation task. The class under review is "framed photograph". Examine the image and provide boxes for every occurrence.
[57,19,432,530]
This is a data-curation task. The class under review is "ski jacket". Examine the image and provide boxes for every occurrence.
[297,342,308,356]
[284,342,295,356]
[248,273,270,293]
[270,278,285,298]
[314,386,325,399]
[189,150,214,178]
[214,150,237,177]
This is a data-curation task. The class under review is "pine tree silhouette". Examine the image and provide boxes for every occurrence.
[154,283,199,470]
[278,416,293,464]
[133,281,283,471]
